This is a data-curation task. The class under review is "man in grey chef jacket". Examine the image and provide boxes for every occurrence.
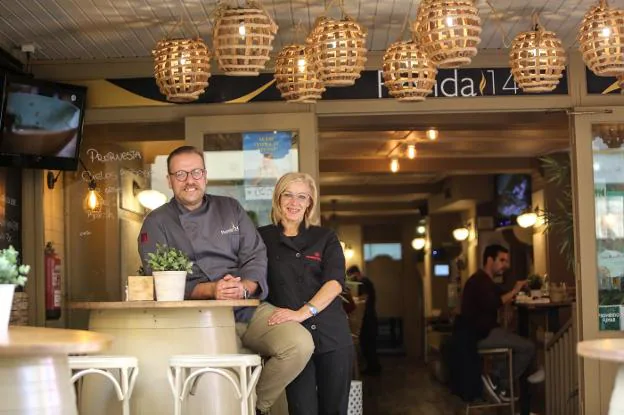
[138,145,314,415]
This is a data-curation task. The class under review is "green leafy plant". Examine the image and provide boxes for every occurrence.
[540,155,574,272]
[146,244,193,273]
[0,245,30,286]
[527,274,543,290]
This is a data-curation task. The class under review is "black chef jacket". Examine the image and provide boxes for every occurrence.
[258,223,353,354]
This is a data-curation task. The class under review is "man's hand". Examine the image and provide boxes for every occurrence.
[267,307,307,326]
[215,274,244,300]
[513,280,528,293]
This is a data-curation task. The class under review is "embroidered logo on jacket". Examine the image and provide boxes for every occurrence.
[221,222,239,235]
[305,252,322,262]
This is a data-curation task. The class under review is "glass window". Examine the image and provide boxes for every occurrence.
[593,124,624,330]
[363,243,402,261]
[199,130,299,227]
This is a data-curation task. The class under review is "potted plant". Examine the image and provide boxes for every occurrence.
[0,245,30,331]
[527,274,543,298]
[146,244,193,301]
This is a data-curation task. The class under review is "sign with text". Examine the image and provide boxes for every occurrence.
[108,67,569,105]
[599,305,623,330]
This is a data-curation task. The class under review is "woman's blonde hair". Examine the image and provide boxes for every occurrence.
[271,172,318,228]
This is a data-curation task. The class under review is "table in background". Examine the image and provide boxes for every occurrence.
[70,300,259,415]
[578,339,624,415]
[516,300,574,338]
[0,326,112,415]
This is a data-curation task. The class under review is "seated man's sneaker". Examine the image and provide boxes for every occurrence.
[481,375,501,404]
[527,367,545,384]
[498,389,519,402]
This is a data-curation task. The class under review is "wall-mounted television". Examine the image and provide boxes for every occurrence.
[0,73,87,171]
[494,173,532,227]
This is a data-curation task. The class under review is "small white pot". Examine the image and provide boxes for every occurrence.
[530,289,542,298]
[0,284,16,331]
[152,271,187,301]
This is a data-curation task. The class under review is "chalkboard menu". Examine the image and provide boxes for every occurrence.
[0,167,21,254]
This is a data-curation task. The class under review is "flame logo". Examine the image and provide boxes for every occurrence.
[602,79,621,95]
[479,71,486,95]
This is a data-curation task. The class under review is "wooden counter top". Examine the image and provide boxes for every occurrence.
[578,339,624,363]
[69,299,260,310]
[0,326,112,356]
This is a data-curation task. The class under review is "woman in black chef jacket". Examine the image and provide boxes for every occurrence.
[258,172,353,415]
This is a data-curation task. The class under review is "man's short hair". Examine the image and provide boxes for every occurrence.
[346,265,361,275]
[482,244,509,266]
[167,146,205,172]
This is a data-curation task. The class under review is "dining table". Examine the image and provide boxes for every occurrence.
[69,299,259,415]
[0,325,112,415]
[578,338,624,415]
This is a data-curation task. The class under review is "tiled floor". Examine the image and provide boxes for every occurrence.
[361,356,467,415]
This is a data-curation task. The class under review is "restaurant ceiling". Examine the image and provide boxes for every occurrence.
[0,0,602,62]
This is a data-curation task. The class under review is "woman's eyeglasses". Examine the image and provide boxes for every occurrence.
[169,168,206,182]
[281,192,310,203]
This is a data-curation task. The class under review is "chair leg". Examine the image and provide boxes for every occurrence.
[173,367,183,415]
[508,350,515,415]
[121,368,130,415]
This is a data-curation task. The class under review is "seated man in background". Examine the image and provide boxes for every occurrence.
[138,145,314,415]
[461,244,544,403]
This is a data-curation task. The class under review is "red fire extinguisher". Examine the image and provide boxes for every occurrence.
[45,242,62,320]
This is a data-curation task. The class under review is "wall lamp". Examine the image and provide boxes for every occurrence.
[411,237,426,250]
[516,206,540,228]
[452,222,471,242]
[133,181,167,211]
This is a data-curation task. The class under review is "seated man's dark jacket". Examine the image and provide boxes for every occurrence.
[445,315,482,402]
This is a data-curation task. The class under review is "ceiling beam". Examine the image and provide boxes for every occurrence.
[320,183,441,196]
[320,157,537,173]
[320,201,424,212]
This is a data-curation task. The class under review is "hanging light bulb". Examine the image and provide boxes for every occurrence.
[390,158,400,173]
[446,16,455,27]
[297,57,307,73]
[238,21,246,38]
[411,237,426,250]
[417,225,426,234]
[426,128,439,140]
[83,180,103,214]
[407,144,417,159]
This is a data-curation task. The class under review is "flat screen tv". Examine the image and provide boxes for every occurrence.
[495,173,532,227]
[0,73,87,170]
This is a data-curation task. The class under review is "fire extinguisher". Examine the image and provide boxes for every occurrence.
[45,242,62,320]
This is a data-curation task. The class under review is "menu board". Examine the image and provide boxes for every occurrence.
[0,167,21,254]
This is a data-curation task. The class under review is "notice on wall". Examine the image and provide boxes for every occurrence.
[0,167,21,254]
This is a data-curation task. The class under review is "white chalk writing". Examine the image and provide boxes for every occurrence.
[87,148,142,163]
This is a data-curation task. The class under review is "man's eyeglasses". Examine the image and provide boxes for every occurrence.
[281,192,310,203]
[169,168,206,182]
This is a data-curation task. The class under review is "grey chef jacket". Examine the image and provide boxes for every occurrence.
[138,194,268,322]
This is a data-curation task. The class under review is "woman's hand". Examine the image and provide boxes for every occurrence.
[267,307,307,326]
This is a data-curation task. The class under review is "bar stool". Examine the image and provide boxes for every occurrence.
[168,354,262,415]
[68,355,139,415]
[466,347,515,415]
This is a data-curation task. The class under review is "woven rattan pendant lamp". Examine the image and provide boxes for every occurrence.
[509,14,566,93]
[153,36,211,103]
[413,0,481,68]
[383,10,437,102]
[274,44,325,103]
[578,0,624,77]
[212,0,278,76]
[306,0,367,87]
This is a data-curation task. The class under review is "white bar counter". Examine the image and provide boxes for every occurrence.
[0,326,112,415]
[70,300,259,415]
